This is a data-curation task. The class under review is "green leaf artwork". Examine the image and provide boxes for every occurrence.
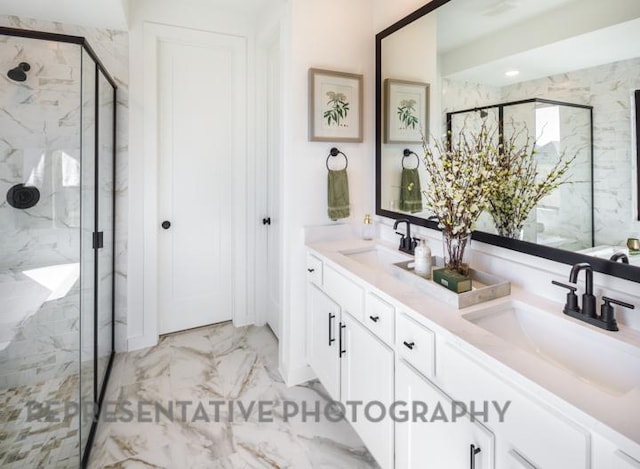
[397,99,419,130]
[324,91,350,127]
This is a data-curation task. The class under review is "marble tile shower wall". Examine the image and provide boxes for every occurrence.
[0,37,82,269]
[443,57,640,247]
[0,15,129,353]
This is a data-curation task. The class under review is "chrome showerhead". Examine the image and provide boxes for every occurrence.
[7,62,31,82]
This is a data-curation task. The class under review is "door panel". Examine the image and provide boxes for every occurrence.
[340,312,394,469]
[396,360,495,469]
[265,36,281,337]
[307,285,340,400]
[157,31,245,334]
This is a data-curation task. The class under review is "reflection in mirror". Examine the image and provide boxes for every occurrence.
[378,0,640,271]
[447,98,593,251]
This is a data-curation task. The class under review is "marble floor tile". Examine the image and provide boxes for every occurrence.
[0,374,80,469]
[89,322,380,469]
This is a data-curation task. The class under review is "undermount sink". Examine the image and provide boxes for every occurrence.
[339,245,412,270]
[463,300,640,396]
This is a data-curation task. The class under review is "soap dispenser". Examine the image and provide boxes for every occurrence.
[414,238,432,276]
[362,214,374,240]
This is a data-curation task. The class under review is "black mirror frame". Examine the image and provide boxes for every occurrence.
[375,0,640,284]
[636,89,640,222]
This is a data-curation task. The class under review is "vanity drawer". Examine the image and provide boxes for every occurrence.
[396,313,435,379]
[323,265,364,320]
[307,253,323,286]
[440,343,589,469]
[364,292,395,345]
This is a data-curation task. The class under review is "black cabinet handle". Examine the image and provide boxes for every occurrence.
[308,268,315,273]
[328,313,336,346]
[470,444,481,469]
[262,217,271,225]
[339,323,346,357]
[161,220,171,230]
[403,341,415,350]
[369,315,380,323]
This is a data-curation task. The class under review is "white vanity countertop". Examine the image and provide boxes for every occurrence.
[307,237,640,453]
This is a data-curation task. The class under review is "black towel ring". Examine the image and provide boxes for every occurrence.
[326,147,348,171]
[402,149,420,170]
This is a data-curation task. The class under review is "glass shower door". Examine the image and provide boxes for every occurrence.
[79,48,96,459]
[96,70,114,397]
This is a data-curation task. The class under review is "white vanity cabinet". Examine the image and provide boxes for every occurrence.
[307,284,341,400]
[396,360,495,469]
[305,247,640,469]
[439,341,590,469]
[306,260,394,469]
[341,311,394,469]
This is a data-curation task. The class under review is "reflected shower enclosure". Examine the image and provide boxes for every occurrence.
[0,27,116,467]
[447,98,594,251]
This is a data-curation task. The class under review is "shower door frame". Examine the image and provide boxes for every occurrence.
[0,26,117,468]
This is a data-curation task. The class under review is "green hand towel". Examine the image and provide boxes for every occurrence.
[400,168,423,213]
[328,169,350,220]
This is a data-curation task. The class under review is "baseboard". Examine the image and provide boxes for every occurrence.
[127,334,158,352]
[281,364,315,387]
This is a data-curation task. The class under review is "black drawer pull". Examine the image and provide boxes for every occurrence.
[308,268,315,273]
[403,341,415,350]
[470,444,481,469]
[328,313,336,346]
[369,315,380,323]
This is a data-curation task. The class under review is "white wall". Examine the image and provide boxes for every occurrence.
[277,0,377,384]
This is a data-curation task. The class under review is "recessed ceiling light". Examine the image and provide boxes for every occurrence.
[505,70,520,77]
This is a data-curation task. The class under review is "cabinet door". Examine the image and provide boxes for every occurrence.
[307,284,340,400]
[396,360,495,469]
[341,312,394,469]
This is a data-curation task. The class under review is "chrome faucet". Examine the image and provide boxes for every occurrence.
[393,218,418,255]
[553,262,635,331]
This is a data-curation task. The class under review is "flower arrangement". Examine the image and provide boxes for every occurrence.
[421,123,497,275]
[487,124,576,239]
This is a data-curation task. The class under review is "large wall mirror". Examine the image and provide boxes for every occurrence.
[376,0,640,283]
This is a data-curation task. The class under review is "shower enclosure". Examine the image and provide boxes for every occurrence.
[447,98,594,251]
[0,27,115,467]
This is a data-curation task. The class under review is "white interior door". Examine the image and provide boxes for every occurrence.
[265,36,282,337]
[157,29,246,335]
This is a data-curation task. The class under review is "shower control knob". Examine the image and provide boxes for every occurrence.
[161,220,171,230]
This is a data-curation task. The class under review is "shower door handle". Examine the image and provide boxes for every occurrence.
[92,232,104,249]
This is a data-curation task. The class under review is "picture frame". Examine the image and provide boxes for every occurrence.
[309,68,363,142]
[384,79,429,143]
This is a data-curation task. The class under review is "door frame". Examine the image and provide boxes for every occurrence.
[255,25,283,332]
[139,22,252,347]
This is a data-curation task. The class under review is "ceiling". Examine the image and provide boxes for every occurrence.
[0,0,129,29]
[436,0,578,53]
[0,0,281,30]
[436,0,640,87]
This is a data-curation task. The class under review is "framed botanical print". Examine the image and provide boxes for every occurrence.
[309,68,363,142]
[384,79,429,143]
